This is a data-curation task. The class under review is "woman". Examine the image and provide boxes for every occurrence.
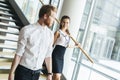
[52,15,71,80]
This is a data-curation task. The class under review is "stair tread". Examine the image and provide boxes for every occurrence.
[0,51,15,58]
[0,43,17,50]
[0,35,18,42]
[0,22,19,28]
[0,74,46,80]
[0,62,11,69]
[0,2,9,7]
[0,0,6,3]
[0,51,15,54]
[0,16,16,22]
[0,6,10,11]
[0,28,19,34]
[0,35,18,41]
[0,11,13,16]
[0,74,9,80]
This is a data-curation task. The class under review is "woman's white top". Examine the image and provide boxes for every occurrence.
[55,30,70,47]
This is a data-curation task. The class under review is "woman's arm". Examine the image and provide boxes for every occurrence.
[53,31,60,46]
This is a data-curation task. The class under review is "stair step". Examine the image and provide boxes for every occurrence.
[0,73,9,80]
[0,74,47,80]
[0,0,6,4]
[0,51,15,54]
[0,62,11,70]
[0,11,13,17]
[0,16,16,22]
[0,28,19,35]
[0,2,10,8]
[0,35,18,42]
[39,74,47,80]
[0,6,10,12]
[0,51,15,59]
[0,43,17,50]
[0,58,12,61]
[0,22,19,29]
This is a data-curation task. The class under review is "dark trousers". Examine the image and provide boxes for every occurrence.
[15,65,40,80]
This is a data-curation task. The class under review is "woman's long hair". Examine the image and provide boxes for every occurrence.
[59,15,70,35]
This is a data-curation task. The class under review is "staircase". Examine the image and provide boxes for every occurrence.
[0,0,29,80]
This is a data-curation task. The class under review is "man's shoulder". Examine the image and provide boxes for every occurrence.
[46,28,54,37]
[21,23,37,31]
[21,24,32,30]
[19,24,36,36]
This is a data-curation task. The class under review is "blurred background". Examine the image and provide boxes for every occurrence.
[0,0,120,80]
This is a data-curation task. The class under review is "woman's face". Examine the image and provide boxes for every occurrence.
[61,18,70,29]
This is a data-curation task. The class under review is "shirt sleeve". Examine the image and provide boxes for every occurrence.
[16,27,28,56]
[45,33,54,58]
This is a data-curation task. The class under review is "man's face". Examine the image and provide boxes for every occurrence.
[44,10,56,27]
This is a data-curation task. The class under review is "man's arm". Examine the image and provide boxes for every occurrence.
[44,32,54,80]
[45,57,52,80]
[45,57,52,73]
[44,41,53,79]
[8,54,21,80]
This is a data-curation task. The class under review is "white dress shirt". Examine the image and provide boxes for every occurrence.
[16,22,54,70]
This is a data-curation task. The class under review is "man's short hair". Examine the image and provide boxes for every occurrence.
[39,5,57,18]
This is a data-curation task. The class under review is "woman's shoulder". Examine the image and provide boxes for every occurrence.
[55,30,60,34]
[54,30,60,37]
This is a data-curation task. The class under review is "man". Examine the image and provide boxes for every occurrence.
[8,5,57,80]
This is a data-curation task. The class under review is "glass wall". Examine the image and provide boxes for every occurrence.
[15,0,43,23]
[15,0,61,25]
[72,0,120,80]
[72,0,92,60]
[87,0,120,61]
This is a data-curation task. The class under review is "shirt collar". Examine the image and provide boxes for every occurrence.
[36,22,47,30]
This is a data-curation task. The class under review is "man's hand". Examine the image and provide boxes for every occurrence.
[8,73,14,80]
[46,75,52,80]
